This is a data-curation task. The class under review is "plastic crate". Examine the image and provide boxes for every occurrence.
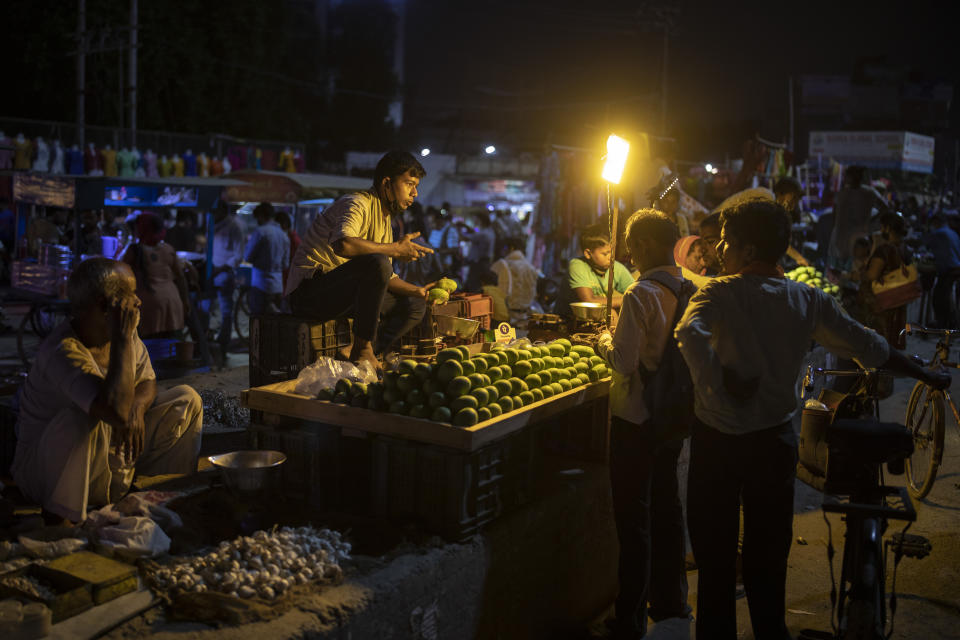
[142,338,178,362]
[249,315,352,387]
[462,294,493,317]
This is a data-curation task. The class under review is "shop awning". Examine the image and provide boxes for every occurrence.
[12,174,247,209]
[223,170,370,204]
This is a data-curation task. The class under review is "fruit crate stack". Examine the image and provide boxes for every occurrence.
[249,314,352,387]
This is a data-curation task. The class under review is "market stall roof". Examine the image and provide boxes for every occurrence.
[12,173,247,209]
[223,170,371,204]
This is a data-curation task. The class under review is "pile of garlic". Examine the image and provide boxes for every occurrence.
[149,526,351,600]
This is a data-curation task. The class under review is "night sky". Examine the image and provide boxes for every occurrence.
[404,0,956,160]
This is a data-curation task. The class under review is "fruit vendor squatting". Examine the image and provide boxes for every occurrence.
[283,150,435,370]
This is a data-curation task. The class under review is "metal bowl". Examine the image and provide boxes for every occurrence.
[208,450,286,492]
[569,302,607,321]
[435,315,481,339]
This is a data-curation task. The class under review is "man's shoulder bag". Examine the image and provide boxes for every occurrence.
[638,270,697,443]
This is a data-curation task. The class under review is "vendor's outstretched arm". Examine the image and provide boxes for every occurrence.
[388,276,428,298]
[337,233,433,261]
[574,286,624,309]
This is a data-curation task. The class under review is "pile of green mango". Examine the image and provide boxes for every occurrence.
[315,338,611,428]
[785,266,840,298]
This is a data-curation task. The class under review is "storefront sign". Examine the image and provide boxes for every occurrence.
[808,131,935,174]
[13,174,76,208]
[224,173,300,203]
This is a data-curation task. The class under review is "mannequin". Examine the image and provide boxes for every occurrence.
[210,156,223,176]
[294,150,305,173]
[144,149,158,177]
[221,156,232,175]
[14,133,33,171]
[171,153,184,177]
[158,154,172,177]
[279,146,295,172]
[67,144,84,175]
[32,137,50,172]
[0,131,12,170]
[197,152,210,177]
[183,148,197,176]
[50,140,66,174]
[132,147,145,177]
[101,144,117,177]
[117,147,134,177]
[84,142,101,175]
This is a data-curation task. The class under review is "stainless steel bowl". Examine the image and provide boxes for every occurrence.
[208,450,286,492]
[435,315,481,339]
[569,302,607,321]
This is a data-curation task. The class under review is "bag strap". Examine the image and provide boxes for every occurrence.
[636,271,692,379]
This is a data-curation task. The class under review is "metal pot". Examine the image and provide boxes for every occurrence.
[208,450,286,492]
[569,302,607,321]
[435,315,480,339]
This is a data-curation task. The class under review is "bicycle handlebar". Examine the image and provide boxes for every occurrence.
[903,323,960,338]
[802,365,883,393]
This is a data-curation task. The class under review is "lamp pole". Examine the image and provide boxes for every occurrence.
[605,185,619,328]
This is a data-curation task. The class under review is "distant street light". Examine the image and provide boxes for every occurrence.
[420,148,430,157]
[485,145,496,155]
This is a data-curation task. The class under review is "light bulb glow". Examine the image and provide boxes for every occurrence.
[602,134,630,184]
[420,148,430,157]
[485,145,496,154]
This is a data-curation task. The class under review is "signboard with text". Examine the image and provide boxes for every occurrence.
[808,131,935,174]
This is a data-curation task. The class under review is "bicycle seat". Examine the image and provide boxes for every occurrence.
[827,419,913,464]
[797,418,913,495]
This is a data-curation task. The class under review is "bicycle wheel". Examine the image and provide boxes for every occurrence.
[233,288,250,342]
[904,381,945,499]
[842,530,884,640]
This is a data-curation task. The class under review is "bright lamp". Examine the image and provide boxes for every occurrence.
[602,134,630,184]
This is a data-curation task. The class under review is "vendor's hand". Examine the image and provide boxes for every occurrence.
[925,370,951,391]
[120,406,146,461]
[394,233,433,262]
[110,295,141,340]
[722,365,759,403]
[414,285,429,299]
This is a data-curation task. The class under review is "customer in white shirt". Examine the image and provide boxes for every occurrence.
[675,198,948,640]
[596,209,693,639]
[491,237,540,324]
[200,202,246,348]
[244,202,289,316]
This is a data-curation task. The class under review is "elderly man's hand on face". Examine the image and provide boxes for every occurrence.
[110,295,141,340]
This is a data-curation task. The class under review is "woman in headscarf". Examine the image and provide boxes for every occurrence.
[122,212,189,338]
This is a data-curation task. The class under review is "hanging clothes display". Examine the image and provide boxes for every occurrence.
[84,143,101,174]
[32,138,50,172]
[261,148,278,171]
[182,150,197,176]
[14,135,33,170]
[117,148,135,177]
[144,150,159,177]
[158,155,172,177]
[227,147,245,170]
[278,148,295,172]
[0,133,14,170]
[67,145,84,175]
[294,151,305,173]
[210,156,223,176]
[197,153,210,177]
[101,147,118,177]
[171,154,184,177]
[50,141,65,174]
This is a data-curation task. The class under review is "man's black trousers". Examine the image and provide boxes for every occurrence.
[687,418,796,640]
[608,416,689,636]
[289,254,426,354]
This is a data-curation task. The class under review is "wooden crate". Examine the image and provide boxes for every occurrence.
[249,315,352,387]
[241,377,610,452]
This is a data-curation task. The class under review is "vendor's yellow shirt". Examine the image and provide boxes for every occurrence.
[284,189,395,296]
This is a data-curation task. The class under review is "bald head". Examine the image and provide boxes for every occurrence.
[67,258,136,315]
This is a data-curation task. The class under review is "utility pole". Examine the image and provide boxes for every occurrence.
[129,0,138,147]
[76,0,86,147]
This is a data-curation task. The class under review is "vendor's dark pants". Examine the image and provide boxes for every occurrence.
[687,418,796,640]
[288,254,426,354]
[609,416,689,637]
[932,269,960,329]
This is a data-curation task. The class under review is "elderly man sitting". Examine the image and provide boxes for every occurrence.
[11,257,203,524]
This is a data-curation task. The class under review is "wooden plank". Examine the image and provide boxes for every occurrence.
[241,378,611,451]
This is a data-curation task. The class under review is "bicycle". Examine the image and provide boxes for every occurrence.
[901,323,960,499]
[797,366,931,640]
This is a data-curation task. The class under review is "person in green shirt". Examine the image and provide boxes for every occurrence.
[557,223,634,321]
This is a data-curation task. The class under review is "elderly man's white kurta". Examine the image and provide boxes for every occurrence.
[12,322,203,521]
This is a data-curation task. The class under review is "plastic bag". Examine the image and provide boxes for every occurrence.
[293,356,377,396]
[98,516,171,557]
